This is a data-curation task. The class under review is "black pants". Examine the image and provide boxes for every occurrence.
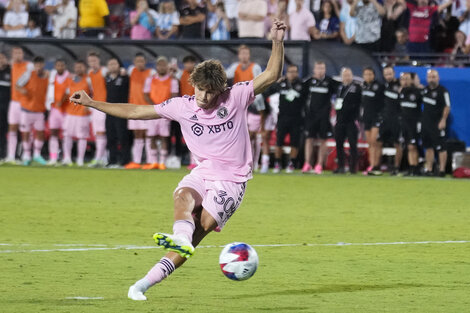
[335,121,358,171]
[170,121,183,157]
[106,115,131,165]
[0,101,8,159]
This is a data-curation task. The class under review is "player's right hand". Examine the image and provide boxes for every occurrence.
[70,90,93,107]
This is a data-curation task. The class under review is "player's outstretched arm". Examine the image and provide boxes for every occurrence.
[253,20,286,95]
[70,90,160,120]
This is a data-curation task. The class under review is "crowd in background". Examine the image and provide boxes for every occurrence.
[0,44,452,177]
[1,0,470,56]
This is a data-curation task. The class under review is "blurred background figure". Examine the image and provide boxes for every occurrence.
[0,51,11,161]
[3,0,28,37]
[78,0,109,37]
[130,0,157,40]
[238,0,267,39]
[208,1,230,40]
[156,0,179,40]
[52,0,77,39]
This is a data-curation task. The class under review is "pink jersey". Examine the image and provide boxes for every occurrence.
[154,80,255,182]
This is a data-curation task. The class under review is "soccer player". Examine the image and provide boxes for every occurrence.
[63,60,93,166]
[398,72,422,176]
[6,47,33,163]
[87,51,108,167]
[105,58,131,167]
[377,65,403,176]
[0,52,11,161]
[176,55,197,169]
[143,56,179,170]
[70,20,286,301]
[125,53,155,169]
[422,69,450,177]
[16,56,49,165]
[226,45,267,171]
[46,58,70,165]
[301,61,338,174]
[361,67,384,175]
[333,67,362,174]
[263,64,305,173]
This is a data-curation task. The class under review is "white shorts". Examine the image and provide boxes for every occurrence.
[91,109,106,134]
[146,119,170,137]
[48,107,65,130]
[20,110,45,133]
[63,114,90,139]
[174,172,247,230]
[128,119,147,131]
[8,100,21,125]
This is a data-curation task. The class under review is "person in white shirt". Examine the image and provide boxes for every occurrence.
[52,0,77,38]
[3,0,28,37]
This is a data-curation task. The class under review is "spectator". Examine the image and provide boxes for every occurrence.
[0,51,10,160]
[267,0,288,39]
[179,0,206,39]
[44,0,61,37]
[394,28,409,54]
[52,0,77,39]
[448,30,467,64]
[289,0,315,40]
[156,0,179,40]
[381,0,406,52]
[339,0,356,45]
[312,0,340,40]
[25,18,41,37]
[107,0,126,37]
[130,0,157,39]
[264,0,278,38]
[238,0,267,38]
[350,0,385,52]
[3,0,28,37]
[208,1,230,40]
[398,0,453,53]
[458,0,470,39]
[78,0,109,37]
[222,0,239,38]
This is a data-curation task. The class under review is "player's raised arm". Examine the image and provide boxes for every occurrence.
[70,90,160,120]
[253,20,286,95]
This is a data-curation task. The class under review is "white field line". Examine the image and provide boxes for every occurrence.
[0,240,469,254]
[65,297,104,300]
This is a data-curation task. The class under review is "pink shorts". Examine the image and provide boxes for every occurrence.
[174,172,247,230]
[63,114,90,139]
[128,119,147,130]
[91,109,106,134]
[146,118,170,137]
[48,107,65,130]
[20,110,45,133]
[247,112,261,133]
[8,100,21,125]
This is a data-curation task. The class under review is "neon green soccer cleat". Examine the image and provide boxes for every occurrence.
[153,233,195,258]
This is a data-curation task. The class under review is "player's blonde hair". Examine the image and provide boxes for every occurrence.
[189,59,227,92]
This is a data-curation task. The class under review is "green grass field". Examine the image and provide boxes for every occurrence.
[1,166,469,313]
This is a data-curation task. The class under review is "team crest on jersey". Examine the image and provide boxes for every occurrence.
[217,107,228,119]
[410,94,416,101]
[191,123,204,136]
[373,84,379,91]
[432,91,437,98]
[322,81,328,86]
[295,84,302,91]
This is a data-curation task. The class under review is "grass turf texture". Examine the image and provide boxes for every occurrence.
[0,166,469,313]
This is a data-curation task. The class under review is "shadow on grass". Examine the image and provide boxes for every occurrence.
[233,283,435,299]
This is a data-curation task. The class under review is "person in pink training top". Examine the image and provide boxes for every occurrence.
[70,20,286,301]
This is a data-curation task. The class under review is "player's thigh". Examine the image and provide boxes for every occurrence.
[276,121,288,147]
[370,126,379,141]
[289,124,302,147]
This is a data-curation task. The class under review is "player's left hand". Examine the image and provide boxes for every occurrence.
[70,90,93,107]
[438,119,446,130]
[270,19,287,43]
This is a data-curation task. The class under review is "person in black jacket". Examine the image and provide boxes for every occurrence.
[422,69,450,177]
[361,67,384,175]
[334,67,362,174]
[105,58,131,167]
[399,72,423,176]
[263,64,305,173]
[0,52,11,160]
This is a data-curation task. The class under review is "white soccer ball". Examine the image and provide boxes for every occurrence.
[219,242,259,281]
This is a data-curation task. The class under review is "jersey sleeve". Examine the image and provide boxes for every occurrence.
[443,90,451,107]
[225,63,238,79]
[16,70,32,87]
[153,97,183,121]
[252,63,262,77]
[231,80,255,110]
